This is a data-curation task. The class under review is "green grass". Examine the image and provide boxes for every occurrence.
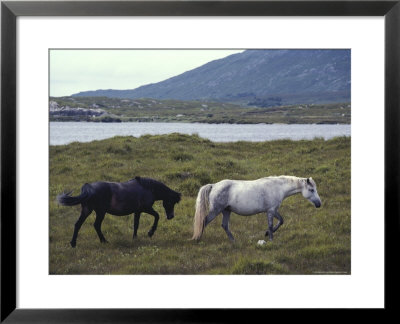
[50,96,351,124]
[49,134,351,275]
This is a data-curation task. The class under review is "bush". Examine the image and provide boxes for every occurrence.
[232,258,289,274]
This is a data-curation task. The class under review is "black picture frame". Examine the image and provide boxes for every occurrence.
[1,0,399,322]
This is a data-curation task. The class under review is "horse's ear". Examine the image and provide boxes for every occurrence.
[307,178,311,185]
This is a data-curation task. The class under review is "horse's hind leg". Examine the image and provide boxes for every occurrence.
[94,210,108,244]
[204,209,219,227]
[265,211,284,237]
[221,209,235,242]
[70,205,92,248]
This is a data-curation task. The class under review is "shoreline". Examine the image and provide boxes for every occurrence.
[49,119,351,125]
[50,131,351,147]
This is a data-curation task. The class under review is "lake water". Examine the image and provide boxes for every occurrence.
[50,122,351,146]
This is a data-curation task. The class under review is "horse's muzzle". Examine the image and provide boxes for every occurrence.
[167,213,174,220]
[315,201,321,208]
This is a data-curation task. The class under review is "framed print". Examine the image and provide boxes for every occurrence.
[1,0,399,322]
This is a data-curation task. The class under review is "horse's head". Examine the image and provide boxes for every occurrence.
[301,177,321,208]
[163,191,182,220]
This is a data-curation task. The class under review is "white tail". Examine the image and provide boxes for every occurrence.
[192,184,213,240]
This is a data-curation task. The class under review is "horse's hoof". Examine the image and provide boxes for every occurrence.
[265,231,269,236]
[100,239,108,244]
[148,231,154,238]
[70,241,76,248]
[132,235,137,240]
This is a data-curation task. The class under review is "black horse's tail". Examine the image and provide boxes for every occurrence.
[57,183,94,206]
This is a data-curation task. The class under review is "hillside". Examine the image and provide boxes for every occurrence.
[72,49,351,106]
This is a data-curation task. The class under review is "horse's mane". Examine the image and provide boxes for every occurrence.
[134,176,181,202]
[262,175,304,189]
[265,175,303,182]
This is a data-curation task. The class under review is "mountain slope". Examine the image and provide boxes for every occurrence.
[72,49,350,106]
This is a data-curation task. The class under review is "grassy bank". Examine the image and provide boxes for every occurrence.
[50,96,351,124]
[49,134,350,274]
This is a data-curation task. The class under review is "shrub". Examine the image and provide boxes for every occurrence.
[232,258,289,274]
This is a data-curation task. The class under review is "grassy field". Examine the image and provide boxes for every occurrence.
[49,134,351,275]
[50,96,351,124]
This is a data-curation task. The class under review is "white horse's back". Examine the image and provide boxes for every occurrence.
[209,177,291,215]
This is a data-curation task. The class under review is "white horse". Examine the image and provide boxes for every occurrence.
[192,176,321,241]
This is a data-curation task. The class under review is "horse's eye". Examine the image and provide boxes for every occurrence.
[309,189,315,193]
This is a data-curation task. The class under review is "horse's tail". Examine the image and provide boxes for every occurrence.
[192,183,213,241]
[57,183,94,206]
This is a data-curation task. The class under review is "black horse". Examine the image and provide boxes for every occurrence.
[57,176,181,247]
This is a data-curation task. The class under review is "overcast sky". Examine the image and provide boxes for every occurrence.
[50,49,244,97]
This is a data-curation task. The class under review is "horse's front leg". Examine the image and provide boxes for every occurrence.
[265,211,284,237]
[145,207,159,237]
[132,212,141,239]
[266,212,274,241]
